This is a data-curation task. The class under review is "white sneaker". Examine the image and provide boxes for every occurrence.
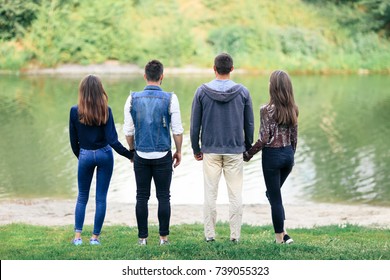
[160,239,169,245]
[283,234,294,244]
[138,238,147,246]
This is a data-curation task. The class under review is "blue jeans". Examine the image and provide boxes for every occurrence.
[75,145,114,235]
[262,146,294,234]
[133,151,173,238]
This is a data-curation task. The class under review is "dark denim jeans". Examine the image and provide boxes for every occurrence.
[133,151,173,238]
[75,145,113,235]
[262,146,294,233]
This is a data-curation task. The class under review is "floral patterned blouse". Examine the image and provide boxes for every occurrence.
[245,104,298,159]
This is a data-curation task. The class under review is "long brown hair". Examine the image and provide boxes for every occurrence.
[268,70,299,126]
[78,74,108,126]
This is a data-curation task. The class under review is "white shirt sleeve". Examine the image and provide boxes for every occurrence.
[123,93,135,136]
[170,93,184,135]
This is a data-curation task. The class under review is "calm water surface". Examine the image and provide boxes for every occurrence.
[0,73,389,206]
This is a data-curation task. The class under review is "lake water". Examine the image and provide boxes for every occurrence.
[0,73,389,206]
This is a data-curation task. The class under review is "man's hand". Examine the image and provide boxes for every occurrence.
[194,152,203,161]
[243,151,252,162]
[173,152,182,168]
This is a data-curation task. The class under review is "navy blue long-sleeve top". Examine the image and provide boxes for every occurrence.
[69,105,132,159]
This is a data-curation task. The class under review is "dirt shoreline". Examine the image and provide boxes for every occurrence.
[4,62,387,76]
[1,199,389,229]
[12,62,250,76]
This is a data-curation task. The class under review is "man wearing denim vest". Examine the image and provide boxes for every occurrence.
[123,60,184,246]
[190,53,254,242]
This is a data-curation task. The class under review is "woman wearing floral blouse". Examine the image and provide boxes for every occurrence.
[244,70,299,244]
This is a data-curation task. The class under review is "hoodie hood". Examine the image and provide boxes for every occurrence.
[201,84,244,103]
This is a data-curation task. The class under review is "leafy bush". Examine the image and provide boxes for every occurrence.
[1,0,390,72]
[0,0,40,40]
[276,27,329,57]
[207,25,252,56]
[0,42,32,70]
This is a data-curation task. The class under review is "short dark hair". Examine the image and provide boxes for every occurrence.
[214,53,233,75]
[145,59,164,81]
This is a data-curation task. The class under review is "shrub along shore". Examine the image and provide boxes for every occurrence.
[1,0,390,74]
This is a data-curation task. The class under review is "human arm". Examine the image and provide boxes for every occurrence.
[172,134,183,168]
[244,106,269,161]
[123,93,135,150]
[123,93,135,139]
[123,94,135,161]
[125,135,135,163]
[244,138,265,161]
[125,135,134,151]
[105,108,133,160]
[291,124,298,153]
[69,107,80,158]
[190,88,202,157]
[170,93,184,167]
[243,89,255,151]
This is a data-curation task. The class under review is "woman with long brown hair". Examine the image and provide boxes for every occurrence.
[69,74,133,245]
[244,70,298,244]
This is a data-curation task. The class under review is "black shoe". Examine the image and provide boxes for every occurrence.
[230,238,239,243]
[283,234,294,244]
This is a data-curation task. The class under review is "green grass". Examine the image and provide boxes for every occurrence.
[1,223,389,260]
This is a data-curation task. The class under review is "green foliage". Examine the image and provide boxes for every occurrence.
[1,0,390,72]
[207,25,251,56]
[361,0,390,35]
[276,27,329,57]
[201,0,226,10]
[137,17,196,66]
[0,0,40,40]
[21,0,140,67]
[305,0,390,36]
[0,223,389,260]
[0,42,32,70]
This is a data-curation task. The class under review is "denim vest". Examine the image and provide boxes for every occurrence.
[130,86,172,152]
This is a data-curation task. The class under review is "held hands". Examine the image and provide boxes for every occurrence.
[243,151,253,162]
[194,152,203,161]
[129,149,135,163]
[130,149,135,158]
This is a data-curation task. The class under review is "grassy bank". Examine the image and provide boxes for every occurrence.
[1,0,390,73]
[1,223,389,260]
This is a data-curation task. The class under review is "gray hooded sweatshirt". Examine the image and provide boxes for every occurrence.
[190,82,254,154]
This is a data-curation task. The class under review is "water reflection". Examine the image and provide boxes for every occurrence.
[0,74,389,206]
[294,75,390,206]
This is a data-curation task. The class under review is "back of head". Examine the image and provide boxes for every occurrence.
[145,59,164,82]
[269,70,298,126]
[78,74,108,126]
[214,53,233,75]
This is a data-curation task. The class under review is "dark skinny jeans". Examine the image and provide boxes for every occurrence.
[262,146,294,234]
[133,151,173,238]
[75,145,114,235]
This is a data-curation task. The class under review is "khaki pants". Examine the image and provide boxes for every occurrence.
[203,153,243,240]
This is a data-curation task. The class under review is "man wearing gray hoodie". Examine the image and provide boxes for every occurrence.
[190,53,254,242]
